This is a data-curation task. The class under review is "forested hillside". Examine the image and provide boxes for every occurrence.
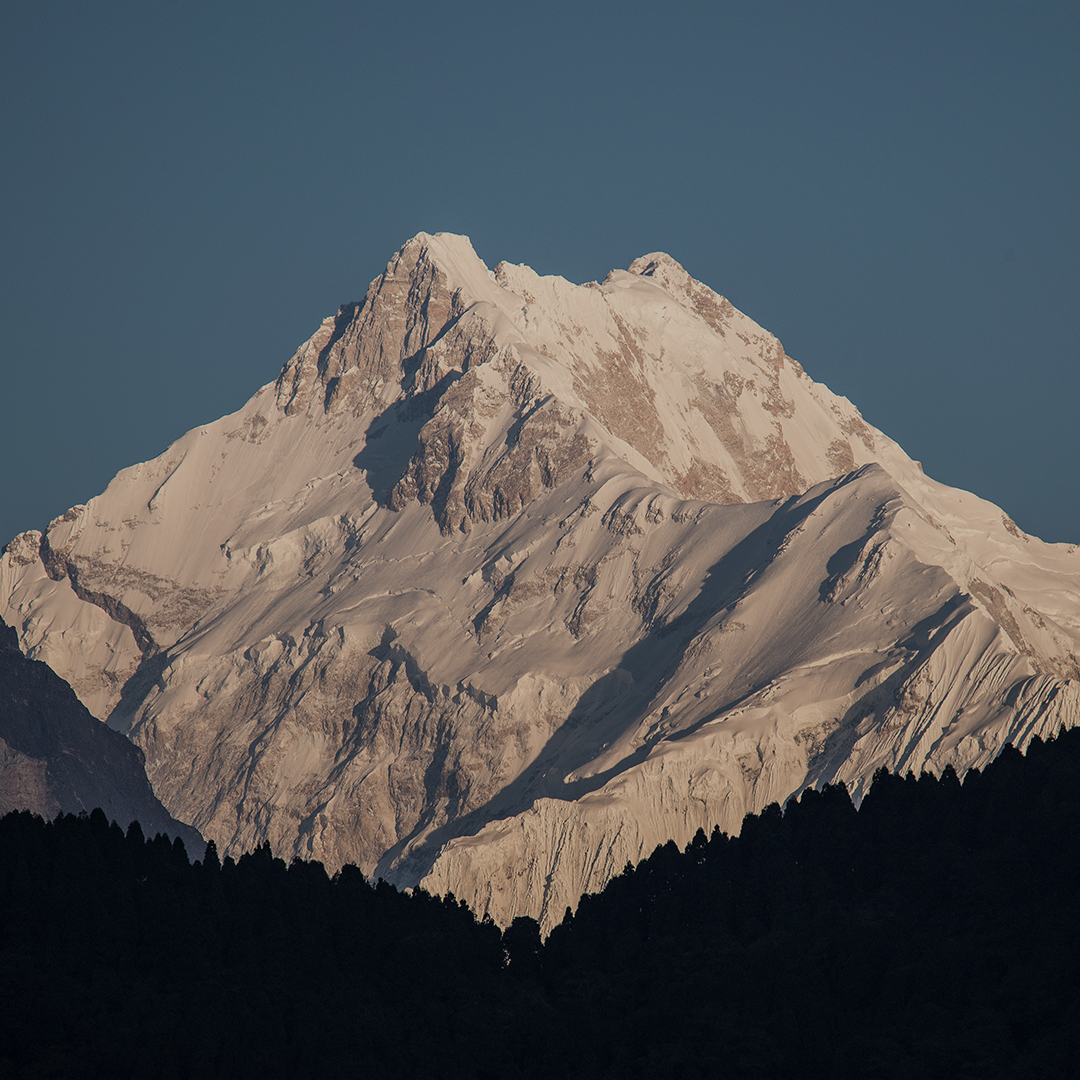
[3,728,1079,1079]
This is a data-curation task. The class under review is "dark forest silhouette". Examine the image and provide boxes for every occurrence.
[3,728,1079,1078]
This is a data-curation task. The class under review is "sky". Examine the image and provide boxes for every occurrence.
[2,0,1078,546]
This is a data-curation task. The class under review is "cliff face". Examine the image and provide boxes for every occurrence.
[3,233,1078,928]
[0,620,203,849]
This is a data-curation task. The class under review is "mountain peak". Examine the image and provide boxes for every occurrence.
[627,249,688,282]
[625,250,740,337]
[397,231,497,295]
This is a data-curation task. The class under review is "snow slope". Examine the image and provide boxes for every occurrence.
[3,233,1078,928]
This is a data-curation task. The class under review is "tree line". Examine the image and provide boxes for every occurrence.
[3,727,1079,1078]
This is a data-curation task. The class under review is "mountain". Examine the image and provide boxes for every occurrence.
[0,619,202,847]
[3,233,1078,929]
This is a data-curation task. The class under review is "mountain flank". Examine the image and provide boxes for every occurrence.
[0,619,201,848]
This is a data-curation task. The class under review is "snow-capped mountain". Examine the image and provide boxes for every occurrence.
[3,233,1078,928]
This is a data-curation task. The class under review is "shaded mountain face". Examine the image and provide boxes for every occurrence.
[3,233,1078,928]
[0,620,202,849]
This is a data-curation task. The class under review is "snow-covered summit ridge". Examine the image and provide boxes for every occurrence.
[3,232,1078,931]
[278,232,880,504]
[273,232,1080,605]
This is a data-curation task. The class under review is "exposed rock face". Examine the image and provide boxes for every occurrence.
[3,232,1079,929]
[0,620,203,848]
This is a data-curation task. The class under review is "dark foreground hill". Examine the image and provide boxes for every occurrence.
[3,728,1079,1079]
[0,620,201,850]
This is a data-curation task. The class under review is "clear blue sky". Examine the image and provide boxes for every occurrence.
[2,1,1077,545]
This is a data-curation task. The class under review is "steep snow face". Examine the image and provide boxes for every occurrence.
[3,232,1079,930]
